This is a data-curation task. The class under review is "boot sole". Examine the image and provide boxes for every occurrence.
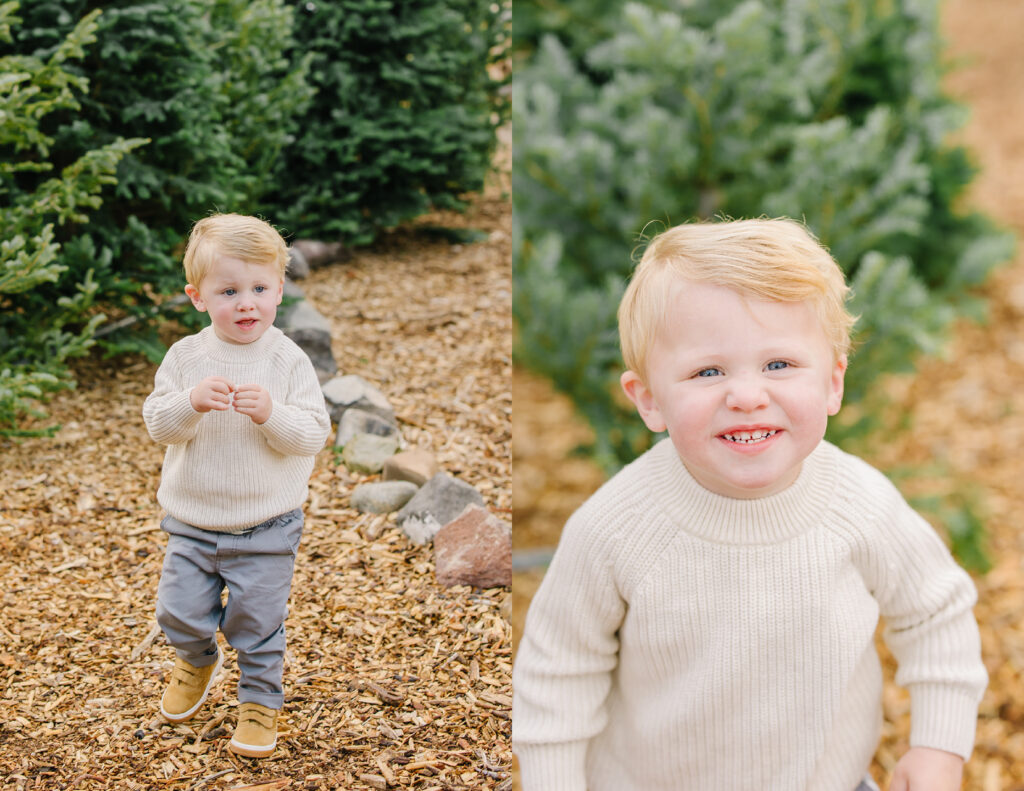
[159,650,223,724]
[228,738,276,758]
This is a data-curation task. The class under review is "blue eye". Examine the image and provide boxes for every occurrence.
[697,368,722,377]
[223,288,236,296]
[766,360,789,371]
[254,285,266,293]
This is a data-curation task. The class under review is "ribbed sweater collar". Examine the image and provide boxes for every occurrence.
[199,324,281,363]
[645,438,837,545]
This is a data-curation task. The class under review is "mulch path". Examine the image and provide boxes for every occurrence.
[0,163,511,789]
[512,1,1024,788]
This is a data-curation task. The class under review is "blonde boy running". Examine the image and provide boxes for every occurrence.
[512,218,986,791]
[143,214,330,757]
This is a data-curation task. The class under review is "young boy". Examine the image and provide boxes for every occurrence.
[512,218,987,791]
[143,213,331,758]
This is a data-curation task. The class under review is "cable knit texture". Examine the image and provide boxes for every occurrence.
[512,438,987,791]
[143,326,331,531]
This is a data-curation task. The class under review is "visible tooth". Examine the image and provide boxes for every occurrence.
[724,429,777,443]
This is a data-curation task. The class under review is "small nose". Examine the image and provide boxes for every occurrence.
[725,372,769,412]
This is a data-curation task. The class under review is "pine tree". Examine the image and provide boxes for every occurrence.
[0,3,145,434]
[262,0,508,244]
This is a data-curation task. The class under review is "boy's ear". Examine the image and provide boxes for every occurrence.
[184,284,207,312]
[827,354,847,416]
[620,370,668,433]
[274,279,284,306]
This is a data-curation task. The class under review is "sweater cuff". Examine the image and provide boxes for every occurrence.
[257,404,317,456]
[146,391,203,442]
[171,391,202,423]
[908,683,980,759]
[515,739,589,791]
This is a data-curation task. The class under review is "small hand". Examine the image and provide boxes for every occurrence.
[888,746,963,791]
[232,383,272,424]
[190,376,235,413]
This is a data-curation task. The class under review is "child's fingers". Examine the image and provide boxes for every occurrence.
[202,394,231,411]
[192,379,234,412]
[210,386,234,403]
[231,394,270,424]
[232,395,264,411]
[208,377,235,394]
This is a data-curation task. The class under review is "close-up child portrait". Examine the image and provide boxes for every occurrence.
[511,0,1024,788]
[512,218,987,791]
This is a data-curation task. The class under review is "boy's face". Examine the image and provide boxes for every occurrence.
[185,256,283,345]
[621,281,846,499]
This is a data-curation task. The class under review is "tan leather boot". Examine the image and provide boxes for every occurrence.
[228,702,278,758]
[160,650,222,724]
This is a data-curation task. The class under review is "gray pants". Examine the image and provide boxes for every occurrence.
[855,778,880,791]
[156,509,303,710]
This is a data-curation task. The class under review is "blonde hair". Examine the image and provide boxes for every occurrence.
[183,213,289,287]
[618,218,856,382]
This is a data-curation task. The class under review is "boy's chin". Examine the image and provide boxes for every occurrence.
[682,459,803,500]
[214,324,266,345]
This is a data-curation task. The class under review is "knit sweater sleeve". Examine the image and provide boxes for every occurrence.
[256,345,331,457]
[512,498,627,791]
[142,343,203,445]
[845,458,987,759]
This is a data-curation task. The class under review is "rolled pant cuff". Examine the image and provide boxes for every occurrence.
[176,645,219,667]
[238,690,283,710]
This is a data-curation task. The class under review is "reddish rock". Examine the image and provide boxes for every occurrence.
[383,448,439,487]
[434,504,511,589]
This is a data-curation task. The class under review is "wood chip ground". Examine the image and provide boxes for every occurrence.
[0,160,511,788]
[513,1,1024,788]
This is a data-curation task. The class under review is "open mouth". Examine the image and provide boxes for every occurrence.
[236,319,257,328]
[721,429,778,445]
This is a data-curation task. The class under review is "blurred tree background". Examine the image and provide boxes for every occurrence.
[513,0,1015,477]
[1,0,508,434]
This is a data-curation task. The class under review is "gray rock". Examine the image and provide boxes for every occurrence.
[283,278,305,299]
[396,472,484,545]
[382,448,439,487]
[434,504,511,589]
[287,246,310,279]
[341,433,400,474]
[397,512,443,546]
[334,408,400,449]
[276,299,337,382]
[322,374,395,424]
[293,239,349,268]
[350,481,419,514]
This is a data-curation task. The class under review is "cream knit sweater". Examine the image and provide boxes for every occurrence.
[512,438,986,791]
[143,326,331,531]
